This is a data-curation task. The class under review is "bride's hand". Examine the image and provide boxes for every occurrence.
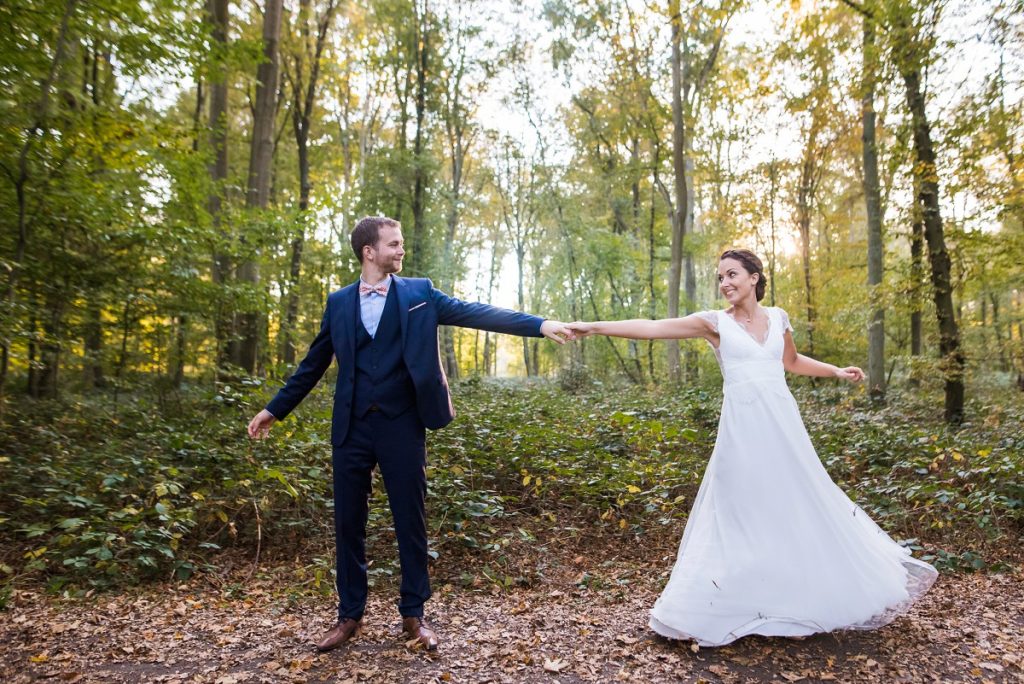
[834,366,865,383]
[566,321,597,338]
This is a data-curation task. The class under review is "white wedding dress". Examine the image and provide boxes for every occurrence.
[649,307,937,646]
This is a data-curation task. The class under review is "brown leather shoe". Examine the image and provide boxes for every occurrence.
[401,616,439,651]
[316,617,362,652]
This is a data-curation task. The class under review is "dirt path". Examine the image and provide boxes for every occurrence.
[3,565,1021,684]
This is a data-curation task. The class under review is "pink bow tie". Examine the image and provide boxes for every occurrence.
[359,283,388,297]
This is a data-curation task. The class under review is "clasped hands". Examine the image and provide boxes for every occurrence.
[539,320,596,344]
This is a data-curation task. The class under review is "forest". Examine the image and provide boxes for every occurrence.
[1,0,1021,682]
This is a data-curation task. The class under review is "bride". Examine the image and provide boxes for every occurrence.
[567,249,937,647]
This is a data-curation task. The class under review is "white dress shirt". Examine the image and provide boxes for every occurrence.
[358,275,392,337]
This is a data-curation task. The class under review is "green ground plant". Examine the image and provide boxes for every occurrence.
[1,379,1020,595]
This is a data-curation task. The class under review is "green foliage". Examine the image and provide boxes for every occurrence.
[3,380,1018,593]
[430,380,718,546]
[803,387,1024,566]
[0,383,333,590]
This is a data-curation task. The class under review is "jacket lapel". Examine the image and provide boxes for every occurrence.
[393,275,410,346]
[343,281,359,363]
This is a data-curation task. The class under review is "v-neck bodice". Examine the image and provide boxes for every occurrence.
[723,308,772,347]
[697,307,793,399]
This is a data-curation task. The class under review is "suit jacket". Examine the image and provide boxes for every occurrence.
[265,275,545,445]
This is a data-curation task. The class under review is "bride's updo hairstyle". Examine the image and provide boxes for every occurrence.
[720,249,767,302]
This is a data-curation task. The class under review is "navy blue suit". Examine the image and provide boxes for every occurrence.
[266,275,544,620]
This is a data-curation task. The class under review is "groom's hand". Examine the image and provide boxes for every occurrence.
[247,409,277,439]
[540,320,576,344]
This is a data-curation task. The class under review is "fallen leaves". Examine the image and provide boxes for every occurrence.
[542,657,569,673]
[0,558,1021,684]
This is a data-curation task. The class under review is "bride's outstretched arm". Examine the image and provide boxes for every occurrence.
[782,331,864,382]
[566,314,716,342]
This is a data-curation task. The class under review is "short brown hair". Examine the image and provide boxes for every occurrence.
[720,249,767,301]
[350,216,400,263]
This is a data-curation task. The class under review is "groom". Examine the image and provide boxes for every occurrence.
[247,216,572,652]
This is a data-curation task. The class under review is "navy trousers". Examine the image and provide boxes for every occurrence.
[332,408,431,620]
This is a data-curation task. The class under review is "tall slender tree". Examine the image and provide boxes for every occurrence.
[0,0,81,414]
[666,0,733,382]
[236,0,284,374]
[279,0,339,366]
[862,13,886,400]
[841,0,964,422]
[206,0,233,373]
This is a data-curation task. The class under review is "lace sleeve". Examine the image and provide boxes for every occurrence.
[778,308,794,333]
[694,310,718,333]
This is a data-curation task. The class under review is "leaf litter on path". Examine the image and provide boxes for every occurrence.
[2,565,1021,683]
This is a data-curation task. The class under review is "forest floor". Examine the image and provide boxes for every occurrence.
[3,539,1022,684]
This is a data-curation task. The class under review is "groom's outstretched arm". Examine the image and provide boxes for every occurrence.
[429,282,573,343]
[248,300,336,439]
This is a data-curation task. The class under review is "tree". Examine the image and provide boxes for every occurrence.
[436,0,490,379]
[493,136,540,376]
[842,0,965,422]
[891,2,964,421]
[206,0,233,373]
[862,10,886,400]
[666,0,734,382]
[279,0,339,366]
[408,0,434,277]
[0,0,81,411]
[236,0,284,374]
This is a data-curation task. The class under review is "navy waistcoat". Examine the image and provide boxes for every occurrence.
[351,287,415,418]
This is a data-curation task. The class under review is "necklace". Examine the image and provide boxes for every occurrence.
[736,307,757,323]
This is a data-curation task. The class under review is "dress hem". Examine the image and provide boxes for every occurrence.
[649,559,938,648]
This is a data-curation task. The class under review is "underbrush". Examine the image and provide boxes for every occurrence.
[0,377,1020,598]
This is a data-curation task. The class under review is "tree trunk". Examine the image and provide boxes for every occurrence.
[516,246,531,376]
[910,193,924,358]
[862,19,885,401]
[441,324,458,379]
[989,293,1009,372]
[36,287,65,399]
[902,65,964,423]
[666,0,686,383]
[282,74,309,366]
[207,0,233,374]
[482,232,500,376]
[796,125,819,356]
[171,72,205,389]
[767,160,779,306]
[26,305,39,398]
[440,27,467,381]
[84,298,106,389]
[281,233,304,366]
[683,154,697,378]
[409,0,430,276]
[113,293,135,404]
[281,0,337,366]
[392,62,410,223]
[172,315,187,387]
[1,0,80,417]
[237,0,284,374]
[647,180,658,380]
